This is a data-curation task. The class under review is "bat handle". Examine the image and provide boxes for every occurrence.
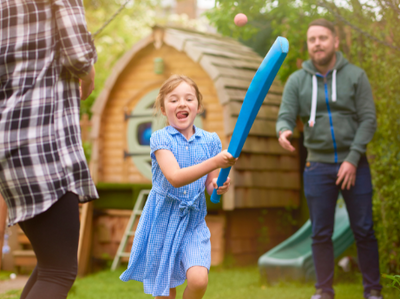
[210,166,232,204]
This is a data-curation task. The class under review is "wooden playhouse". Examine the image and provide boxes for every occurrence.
[88,26,302,269]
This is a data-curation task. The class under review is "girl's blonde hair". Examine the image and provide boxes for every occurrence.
[154,75,204,118]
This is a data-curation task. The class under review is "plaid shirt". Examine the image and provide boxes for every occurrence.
[0,0,98,226]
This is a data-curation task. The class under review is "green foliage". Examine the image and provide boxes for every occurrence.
[82,141,92,162]
[382,274,400,295]
[207,0,400,274]
[206,0,330,81]
[340,2,400,275]
[204,0,264,40]
[81,0,157,116]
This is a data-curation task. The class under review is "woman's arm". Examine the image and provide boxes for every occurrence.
[155,149,236,188]
[53,0,97,78]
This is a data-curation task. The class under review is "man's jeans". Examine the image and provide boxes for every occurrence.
[303,156,382,298]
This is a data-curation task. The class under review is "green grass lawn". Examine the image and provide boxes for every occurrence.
[1,266,399,299]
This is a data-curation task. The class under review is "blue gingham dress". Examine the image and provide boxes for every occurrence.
[120,125,222,296]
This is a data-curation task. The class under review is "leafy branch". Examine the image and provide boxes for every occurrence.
[382,274,400,294]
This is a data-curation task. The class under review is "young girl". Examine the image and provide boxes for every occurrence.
[120,75,237,298]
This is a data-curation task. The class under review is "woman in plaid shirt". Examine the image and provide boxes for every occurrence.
[0,0,98,298]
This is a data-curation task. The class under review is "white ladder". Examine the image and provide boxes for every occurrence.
[111,189,150,271]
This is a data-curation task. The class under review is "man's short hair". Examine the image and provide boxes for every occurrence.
[308,19,336,35]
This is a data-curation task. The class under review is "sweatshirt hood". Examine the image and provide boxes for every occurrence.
[304,52,349,128]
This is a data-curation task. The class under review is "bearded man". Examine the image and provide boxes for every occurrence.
[276,19,382,299]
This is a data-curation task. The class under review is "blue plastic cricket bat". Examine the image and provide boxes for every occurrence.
[210,36,289,204]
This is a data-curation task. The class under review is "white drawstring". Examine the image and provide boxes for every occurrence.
[308,70,337,127]
[308,75,318,127]
[332,69,337,102]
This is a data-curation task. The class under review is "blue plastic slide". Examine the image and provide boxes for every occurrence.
[258,200,355,282]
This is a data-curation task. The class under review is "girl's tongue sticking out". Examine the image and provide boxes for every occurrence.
[176,111,188,119]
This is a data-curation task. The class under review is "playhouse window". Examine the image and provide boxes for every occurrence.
[137,122,152,146]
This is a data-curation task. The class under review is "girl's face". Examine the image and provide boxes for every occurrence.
[162,81,200,139]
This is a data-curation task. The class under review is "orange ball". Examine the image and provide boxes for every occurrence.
[234,13,248,27]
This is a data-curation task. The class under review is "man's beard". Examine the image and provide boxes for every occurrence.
[311,48,336,66]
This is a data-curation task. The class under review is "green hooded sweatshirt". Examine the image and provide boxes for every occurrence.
[276,51,377,166]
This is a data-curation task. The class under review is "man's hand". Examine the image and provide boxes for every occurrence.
[80,66,95,101]
[336,161,356,190]
[278,130,295,152]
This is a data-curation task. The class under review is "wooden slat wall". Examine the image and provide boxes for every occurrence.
[235,153,299,171]
[234,171,300,189]
[225,208,296,265]
[234,189,300,208]
[193,42,301,208]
